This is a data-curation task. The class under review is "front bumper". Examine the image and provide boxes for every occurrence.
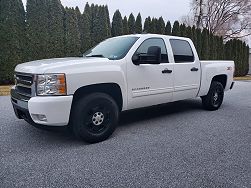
[11,88,73,126]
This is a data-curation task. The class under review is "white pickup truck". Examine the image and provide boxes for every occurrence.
[11,34,235,143]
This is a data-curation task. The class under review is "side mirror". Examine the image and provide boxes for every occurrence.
[132,46,161,65]
[132,54,140,65]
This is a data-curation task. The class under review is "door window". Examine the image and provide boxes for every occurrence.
[170,39,195,63]
[134,38,169,64]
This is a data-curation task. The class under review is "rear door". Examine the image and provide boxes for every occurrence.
[170,39,201,101]
[126,37,174,110]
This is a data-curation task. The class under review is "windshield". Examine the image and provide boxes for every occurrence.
[84,36,139,60]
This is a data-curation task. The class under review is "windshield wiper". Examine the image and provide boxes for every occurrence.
[85,54,105,58]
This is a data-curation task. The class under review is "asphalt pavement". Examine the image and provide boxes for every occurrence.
[0,81,250,188]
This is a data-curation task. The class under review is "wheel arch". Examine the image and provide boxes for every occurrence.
[211,74,227,89]
[72,83,123,111]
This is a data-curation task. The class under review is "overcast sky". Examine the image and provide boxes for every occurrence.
[21,0,191,23]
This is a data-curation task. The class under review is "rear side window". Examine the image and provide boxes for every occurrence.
[170,39,195,63]
[135,38,169,63]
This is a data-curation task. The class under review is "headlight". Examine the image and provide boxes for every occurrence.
[36,74,67,96]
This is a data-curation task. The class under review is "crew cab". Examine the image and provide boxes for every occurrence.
[11,34,235,143]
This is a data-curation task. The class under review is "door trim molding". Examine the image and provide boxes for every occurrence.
[132,87,173,98]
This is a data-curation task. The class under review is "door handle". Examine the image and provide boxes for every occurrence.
[191,67,199,72]
[162,69,172,74]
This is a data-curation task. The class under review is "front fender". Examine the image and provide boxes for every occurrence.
[65,65,127,110]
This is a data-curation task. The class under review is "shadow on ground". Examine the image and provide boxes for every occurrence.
[23,99,203,143]
[119,99,203,126]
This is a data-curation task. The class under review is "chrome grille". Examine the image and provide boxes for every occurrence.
[15,73,34,97]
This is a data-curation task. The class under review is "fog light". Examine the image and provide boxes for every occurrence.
[32,114,47,122]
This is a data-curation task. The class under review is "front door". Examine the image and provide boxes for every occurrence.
[126,38,174,110]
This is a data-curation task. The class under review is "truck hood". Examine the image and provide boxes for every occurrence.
[15,57,111,74]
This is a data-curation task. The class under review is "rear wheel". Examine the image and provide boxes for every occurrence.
[70,93,119,143]
[201,81,224,111]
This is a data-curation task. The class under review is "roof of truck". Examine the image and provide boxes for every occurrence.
[115,33,191,41]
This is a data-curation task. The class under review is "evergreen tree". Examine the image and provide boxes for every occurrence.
[90,5,100,46]
[224,39,249,76]
[201,28,209,60]
[83,2,92,48]
[209,33,215,60]
[241,42,246,75]
[47,0,65,58]
[135,13,142,34]
[180,24,187,37]
[64,7,81,56]
[217,36,224,60]
[27,0,64,60]
[239,41,244,75]
[128,13,136,34]
[186,26,192,39]
[143,17,151,33]
[220,37,225,60]
[26,0,49,61]
[215,36,220,60]
[104,5,111,37]
[88,4,95,45]
[79,12,91,53]
[97,6,110,42]
[165,21,172,35]
[224,40,230,61]
[196,28,202,59]
[122,16,129,35]
[0,0,25,84]
[89,5,110,45]
[90,4,98,25]
[172,21,180,36]
[150,18,158,33]
[235,40,241,76]
[75,6,82,27]
[237,40,243,76]
[156,17,165,34]
[191,26,197,45]
[111,10,123,37]
[75,6,84,52]
[84,2,91,17]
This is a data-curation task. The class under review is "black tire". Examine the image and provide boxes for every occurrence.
[70,93,119,143]
[201,81,224,111]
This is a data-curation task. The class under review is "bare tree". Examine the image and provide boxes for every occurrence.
[185,0,251,39]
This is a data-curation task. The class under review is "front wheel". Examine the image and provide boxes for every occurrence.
[70,93,119,143]
[201,81,224,111]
